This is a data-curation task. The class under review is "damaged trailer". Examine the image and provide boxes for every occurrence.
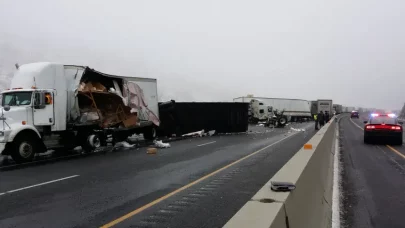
[0,62,160,163]
[157,101,249,137]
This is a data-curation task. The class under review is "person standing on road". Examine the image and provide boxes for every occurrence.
[314,113,319,130]
[325,111,330,123]
[318,111,325,128]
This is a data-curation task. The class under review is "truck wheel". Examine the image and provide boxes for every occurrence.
[278,117,288,126]
[81,134,101,153]
[143,126,157,140]
[11,134,37,163]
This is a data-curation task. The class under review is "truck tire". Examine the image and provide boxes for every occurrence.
[81,134,101,153]
[278,116,288,126]
[11,133,38,163]
[143,126,157,140]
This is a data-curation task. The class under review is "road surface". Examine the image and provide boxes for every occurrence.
[340,114,405,228]
[0,123,315,228]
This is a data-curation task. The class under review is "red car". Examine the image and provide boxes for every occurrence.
[351,111,359,118]
[363,114,403,145]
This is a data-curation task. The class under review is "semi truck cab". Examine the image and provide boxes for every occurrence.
[2,89,55,125]
[0,88,57,162]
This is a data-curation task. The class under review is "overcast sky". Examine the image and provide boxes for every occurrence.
[1,0,404,109]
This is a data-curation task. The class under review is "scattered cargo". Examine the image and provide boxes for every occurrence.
[0,62,159,163]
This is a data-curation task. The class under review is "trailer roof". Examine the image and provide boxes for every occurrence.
[234,96,310,102]
[64,64,157,81]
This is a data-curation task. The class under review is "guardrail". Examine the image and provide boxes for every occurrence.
[223,117,337,228]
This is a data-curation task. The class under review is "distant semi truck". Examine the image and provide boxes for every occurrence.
[317,99,333,114]
[311,100,333,117]
[234,96,311,121]
[333,104,343,114]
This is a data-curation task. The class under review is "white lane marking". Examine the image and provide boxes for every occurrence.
[332,121,341,228]
[349,117,363,130]
[0,175,79,196]
[197,141,216,147]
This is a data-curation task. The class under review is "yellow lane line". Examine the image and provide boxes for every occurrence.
[349,116,405,160]
[100,132,300,228]
[386,145,405,160]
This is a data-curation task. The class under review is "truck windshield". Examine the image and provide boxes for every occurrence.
[2,92,33,106]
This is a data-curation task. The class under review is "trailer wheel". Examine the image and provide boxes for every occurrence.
[143,126,157,140]
[11,133,38,163]
[81,134,101,153]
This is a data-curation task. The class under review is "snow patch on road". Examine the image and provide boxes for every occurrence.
[290,127,306,132]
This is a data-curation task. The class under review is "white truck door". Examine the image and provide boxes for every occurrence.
[33,91,55,126]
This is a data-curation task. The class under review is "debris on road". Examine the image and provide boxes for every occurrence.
[182,130,205,137]
[154,140,171,148]
[290,127,306,132]
[114,141,136,148]
[147,147,157,154]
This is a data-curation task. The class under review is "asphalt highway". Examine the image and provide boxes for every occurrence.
[0,122,315,228]
[340,114,405,228]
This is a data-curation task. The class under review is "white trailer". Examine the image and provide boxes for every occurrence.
[333,104,343,114]
[317,99,333,114]
[234,96,311,118]
[0,62,160,163]
[347,107,356,112]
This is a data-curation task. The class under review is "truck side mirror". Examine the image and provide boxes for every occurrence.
[34,92,46,109]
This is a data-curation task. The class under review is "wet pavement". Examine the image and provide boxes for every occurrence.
[0,122,314,228]
[340,115,405,228]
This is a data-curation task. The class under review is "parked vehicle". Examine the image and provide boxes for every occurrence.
[311,99,333,117]
[234,96,311,120]
[351,111,359,118]
[249,99,272,123]
[363,113,403,145]
[333,104,343,115]
[317,99,333,114]
[343,106,356,113]
[310,101,318,117]
[0,62,160,163]
[248,99,288,127]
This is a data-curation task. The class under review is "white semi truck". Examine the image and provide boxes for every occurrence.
[0,62,160,163]
[234,96,311,118]
[317,99,333,114]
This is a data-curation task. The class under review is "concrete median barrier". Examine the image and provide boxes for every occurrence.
[223,118,336,228]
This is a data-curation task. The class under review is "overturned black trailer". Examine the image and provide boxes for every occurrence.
[158,101,249,137]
